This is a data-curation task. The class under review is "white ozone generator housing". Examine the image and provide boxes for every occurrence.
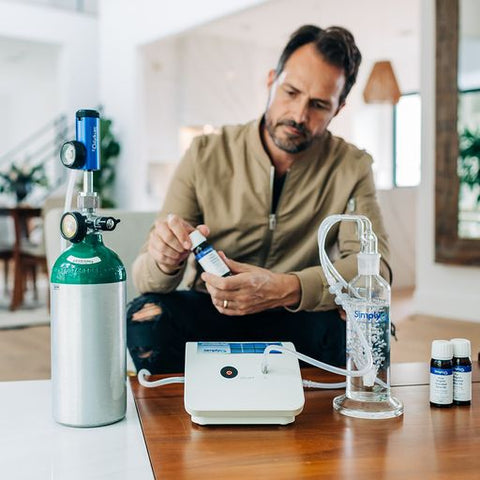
[184,341,305,425]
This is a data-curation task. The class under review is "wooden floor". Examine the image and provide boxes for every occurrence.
[0,286,479,381]
[0,325,51,381]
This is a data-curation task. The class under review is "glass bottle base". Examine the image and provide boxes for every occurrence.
[333,393,404,419]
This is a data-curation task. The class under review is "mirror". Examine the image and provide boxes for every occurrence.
[435,0,480,265]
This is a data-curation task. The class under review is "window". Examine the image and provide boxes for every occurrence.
[457,88,480,239]
[393,93,421,187]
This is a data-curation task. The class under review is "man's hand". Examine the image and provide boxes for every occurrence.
[148,214,209,274]
[201,253,301,315]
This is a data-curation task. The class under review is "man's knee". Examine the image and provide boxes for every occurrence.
[126,291,209,373]
[131,302,163,322]
[127,294,167,364]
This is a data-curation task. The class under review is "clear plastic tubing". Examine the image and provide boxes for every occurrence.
[262,215,376,380]
[61,169,79,251]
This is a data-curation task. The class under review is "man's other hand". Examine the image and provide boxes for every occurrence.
[148,214,209,275]
[201,252,301,315]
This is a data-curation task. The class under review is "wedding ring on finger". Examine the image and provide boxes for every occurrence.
[223,299,229,309]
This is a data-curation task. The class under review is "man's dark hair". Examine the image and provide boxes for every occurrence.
[275,25,362,105]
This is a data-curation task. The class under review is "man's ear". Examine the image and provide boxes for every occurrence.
[267,69,276,89]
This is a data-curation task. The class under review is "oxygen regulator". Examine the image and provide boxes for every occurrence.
[59,109,120,243]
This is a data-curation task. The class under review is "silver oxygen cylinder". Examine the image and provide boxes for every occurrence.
[50,232,126,427]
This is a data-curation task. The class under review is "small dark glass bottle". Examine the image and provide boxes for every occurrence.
[451,338,472,406]
[189,230,232,277]
[430,340,453,408]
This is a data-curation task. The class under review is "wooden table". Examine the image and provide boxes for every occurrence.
[130,362,480,479]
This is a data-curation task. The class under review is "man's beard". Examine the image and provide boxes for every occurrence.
[265,114,314,154]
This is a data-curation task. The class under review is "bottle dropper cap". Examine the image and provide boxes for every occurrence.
[357,252,380,275]
[450,338,471,358]
[189,230,206,249]
[431,340,453,360]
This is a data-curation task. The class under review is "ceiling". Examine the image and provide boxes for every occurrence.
[194,0,421,62]
[2,0,97,15]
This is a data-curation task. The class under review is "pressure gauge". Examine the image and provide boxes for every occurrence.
[60,211,87,243]
[60,141,87,169]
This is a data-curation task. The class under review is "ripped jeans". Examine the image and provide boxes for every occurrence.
[127,291,346,374]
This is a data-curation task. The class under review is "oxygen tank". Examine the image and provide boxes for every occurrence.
[51,109,126,427]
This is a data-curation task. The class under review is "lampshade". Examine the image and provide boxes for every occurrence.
[363,61,401,105]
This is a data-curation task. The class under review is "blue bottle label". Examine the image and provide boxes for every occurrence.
[430,367,453,375]
[196,248,230,277]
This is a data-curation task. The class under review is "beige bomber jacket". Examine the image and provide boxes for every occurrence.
[132,118,391,311]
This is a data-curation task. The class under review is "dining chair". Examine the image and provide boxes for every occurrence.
[0,247,13,296]
[9,207,47,311]
[0,217,14,296]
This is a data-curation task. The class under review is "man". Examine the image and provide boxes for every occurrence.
[128,25,391,373]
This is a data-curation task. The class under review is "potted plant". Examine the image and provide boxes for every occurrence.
[0,162,49,204]
[458,127,480,205]
[95,117,121,208]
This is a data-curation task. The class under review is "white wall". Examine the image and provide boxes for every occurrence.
[378,188,417,289]
[180,33,273,127]
[414,0,480,322]
[0,93,11,155]
[143,37,181,164]
[0,1,98,122]
[98,0,266,209]
[0,39,60,155]
[142,33,279,166]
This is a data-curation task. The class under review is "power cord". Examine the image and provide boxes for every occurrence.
[137,369,184,388]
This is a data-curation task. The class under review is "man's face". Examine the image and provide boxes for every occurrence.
[265,43,346,154]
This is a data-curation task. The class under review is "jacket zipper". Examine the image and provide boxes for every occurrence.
[268,214,277,230]
[259,166,286,267]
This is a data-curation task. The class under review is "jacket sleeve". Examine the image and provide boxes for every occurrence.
[288,156,392,312]
[132,137,204,294]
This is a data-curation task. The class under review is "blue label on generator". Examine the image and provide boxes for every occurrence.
[197,342,282,354]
